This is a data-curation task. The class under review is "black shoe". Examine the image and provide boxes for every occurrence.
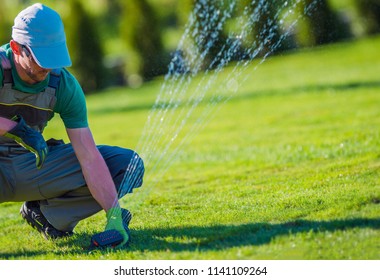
[20,201,73,240]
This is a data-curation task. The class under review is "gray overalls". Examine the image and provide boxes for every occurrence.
[0,48,144,231]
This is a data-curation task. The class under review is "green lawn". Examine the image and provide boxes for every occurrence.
[0,35,379,260]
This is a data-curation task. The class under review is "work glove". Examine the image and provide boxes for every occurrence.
[105,207,130,248]
[3,115,48,169]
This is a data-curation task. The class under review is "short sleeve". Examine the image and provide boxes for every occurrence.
[53,68,88,129]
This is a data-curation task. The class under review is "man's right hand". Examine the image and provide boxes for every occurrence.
[4,115,48,169]
[105,207,130,248]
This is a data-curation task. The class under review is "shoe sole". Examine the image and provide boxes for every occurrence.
[20,203,73,240]
[21,203,131,240]
[20,203,49,239]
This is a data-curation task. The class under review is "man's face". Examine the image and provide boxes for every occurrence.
[18,45,51,84]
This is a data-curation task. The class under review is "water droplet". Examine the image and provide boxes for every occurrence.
[227,78,239,93]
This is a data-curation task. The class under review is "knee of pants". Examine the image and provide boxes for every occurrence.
[118,153,145,197]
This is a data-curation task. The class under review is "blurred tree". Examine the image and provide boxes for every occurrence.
[176,0,194,28]
[120,0,166,83]
[175,0,295,69]
[174,0,238,70]
[302,0,352,45]
[103,0,123,36]
[65,0,106,92]
[193,0,229,66]
[241,0,296,57]
[0,8,12,45]
[0,1,18,46]
[356,0,380,34]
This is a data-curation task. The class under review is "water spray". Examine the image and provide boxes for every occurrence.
[119,0,319,206]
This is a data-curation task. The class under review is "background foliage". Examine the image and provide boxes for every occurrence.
[1,0,379,92]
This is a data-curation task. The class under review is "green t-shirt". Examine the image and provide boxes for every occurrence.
[0,43,88,129]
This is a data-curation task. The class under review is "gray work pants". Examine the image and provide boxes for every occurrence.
[0,141,144,231]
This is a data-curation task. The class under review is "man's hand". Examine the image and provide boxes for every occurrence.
[4,115,48,169]
[105,207,130,248]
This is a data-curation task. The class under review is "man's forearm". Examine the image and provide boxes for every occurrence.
[80,152,119,211]
[66,127,120,212]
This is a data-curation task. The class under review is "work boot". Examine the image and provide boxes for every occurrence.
[20,201,73,240]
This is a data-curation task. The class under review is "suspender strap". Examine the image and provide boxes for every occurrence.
[1,48,13,86]
[3,69,13,85]
[0,48,11,69]
[48,69,61,89]
[2,69,60,88]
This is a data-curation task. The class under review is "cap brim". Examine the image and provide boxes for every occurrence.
[29,41,72,69]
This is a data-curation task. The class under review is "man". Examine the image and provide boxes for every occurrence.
[0,3,144,248]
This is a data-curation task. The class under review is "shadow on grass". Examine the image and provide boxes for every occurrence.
[127,218,380,253]
[1,217,379,259]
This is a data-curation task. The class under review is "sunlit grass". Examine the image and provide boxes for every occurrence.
[1,36,379,260]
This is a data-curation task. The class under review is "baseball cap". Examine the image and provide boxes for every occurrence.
[11,3,72,69]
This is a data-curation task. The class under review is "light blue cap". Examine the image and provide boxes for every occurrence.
[12,3,72,69]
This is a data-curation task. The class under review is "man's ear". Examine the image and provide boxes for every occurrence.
[10,40,22,55]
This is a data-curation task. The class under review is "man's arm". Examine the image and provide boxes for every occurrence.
[0,116,17,134]
[66,127,118,211]
[67,127,130,247]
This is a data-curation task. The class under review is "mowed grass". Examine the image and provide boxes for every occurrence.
[1,35,379,260]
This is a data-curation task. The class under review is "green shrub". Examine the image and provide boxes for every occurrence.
[302,0,353,45]
[65,0,106,92]
[356,0,380,34]
[120,0,167,82]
